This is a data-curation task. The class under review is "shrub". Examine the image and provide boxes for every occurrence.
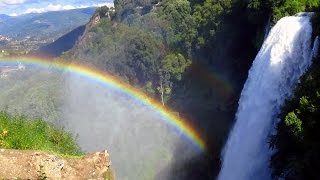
[0,111,82,156]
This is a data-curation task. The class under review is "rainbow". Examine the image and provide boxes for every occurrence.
[0,56,206,151]
[191,62,235,98]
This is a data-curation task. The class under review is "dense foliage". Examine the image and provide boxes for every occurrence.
[271,0,319,21]
[64,0,272,178]
[65,2,195,105]
[0,111,81,156]
[240,0,320,22]
[66,0,268,120]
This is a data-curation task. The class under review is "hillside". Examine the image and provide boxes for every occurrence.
[63,1,268,178]
[35,25,86,57]
[0,69,64,122]
[62,1,320,179]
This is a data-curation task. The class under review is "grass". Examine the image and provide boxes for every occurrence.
[104,168,115,180]
[0,111,82,156]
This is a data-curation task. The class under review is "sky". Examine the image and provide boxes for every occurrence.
[0,0,114,16]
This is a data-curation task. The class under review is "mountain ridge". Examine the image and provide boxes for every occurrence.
[0,8,95,40]
[0,8,96,55]
[35,25,86,57]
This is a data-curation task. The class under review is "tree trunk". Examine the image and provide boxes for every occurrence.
[160,79,164,106]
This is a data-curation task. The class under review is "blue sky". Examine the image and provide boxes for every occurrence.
[0,0,114,16]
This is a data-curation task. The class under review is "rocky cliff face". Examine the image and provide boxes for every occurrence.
[0,149,114,179]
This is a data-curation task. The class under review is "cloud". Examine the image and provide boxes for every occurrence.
[0,0,26,6]
[22,2,114,14]
[9,13,18,16]
[24,4,74,14]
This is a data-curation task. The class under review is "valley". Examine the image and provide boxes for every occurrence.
[0,8,95,55]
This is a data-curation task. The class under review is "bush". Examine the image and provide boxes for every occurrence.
[271,0,320,21]
[0,111,82,156]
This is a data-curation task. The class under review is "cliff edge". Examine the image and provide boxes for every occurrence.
[0,149,114,179]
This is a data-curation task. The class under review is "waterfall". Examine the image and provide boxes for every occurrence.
[218,14,318,180]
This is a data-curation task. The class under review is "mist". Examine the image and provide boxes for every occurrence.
[61,74,202,179]
[0,65,201,179]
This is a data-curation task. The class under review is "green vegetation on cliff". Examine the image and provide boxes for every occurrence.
[271,0,319,21]
[63,0,272,178]
[241,0,319,22]
[61,0,320,179]
[0,111,81,156]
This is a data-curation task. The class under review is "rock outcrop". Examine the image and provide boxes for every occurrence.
[0,149,114,179]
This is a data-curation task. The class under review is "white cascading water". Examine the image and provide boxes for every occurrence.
[218,14,319,180]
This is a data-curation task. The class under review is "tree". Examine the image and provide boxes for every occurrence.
[270,0,320,21]
[96,6,110,17]
[158,0,196,53]
[161,53,191,81]
[284,112,303,139]
[192,0,232,49]
[157,53,191,105]
[157,70,171,106]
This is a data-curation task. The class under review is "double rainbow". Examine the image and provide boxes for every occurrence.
[0,56,206,151]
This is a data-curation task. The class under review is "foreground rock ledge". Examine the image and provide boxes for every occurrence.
[0,149,114,179]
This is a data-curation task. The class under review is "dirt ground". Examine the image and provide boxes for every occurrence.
[0,149,114,179]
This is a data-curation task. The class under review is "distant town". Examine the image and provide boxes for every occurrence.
[0,63,26,78]
[0,34,55,56]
